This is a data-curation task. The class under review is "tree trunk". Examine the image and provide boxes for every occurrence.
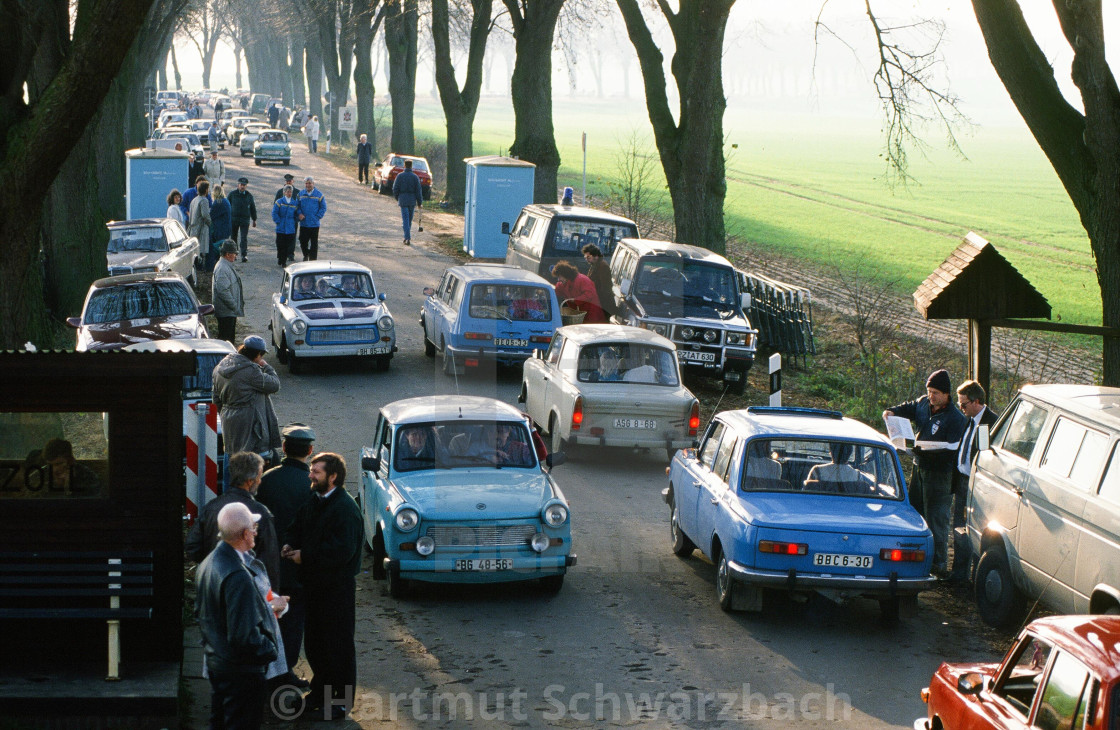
[385,0,418,153]
[503,0,565,203]
[289,39,306,107]
[354,10,379,157]
[305,36,324,121]
[171,42,182,90]
[233,45,242,90]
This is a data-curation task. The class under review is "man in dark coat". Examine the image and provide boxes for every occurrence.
[392,159,423,245]
[195,502,278,730]
[268,103,280,129]
[282,452,362,721]
[257,423,316,686]
[227,177,257,262]
[950,380,1000,581]
[356,134,373,184]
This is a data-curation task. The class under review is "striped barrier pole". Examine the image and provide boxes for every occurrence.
[769,353,781,406]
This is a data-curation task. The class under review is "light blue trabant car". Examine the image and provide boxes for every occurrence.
[665,406,935,621]
[421,264,561,376]
[360,396,575,597]
[269,260,396,373]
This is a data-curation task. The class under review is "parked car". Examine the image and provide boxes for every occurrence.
[916,615,1120,730]
[106,218,201,286]
[520,324,700,459]
[269,260,396,373]
[968,384,1120,627]
[156,90,182,107]
[609,238,758,394]
[219,108,251,135]
[227,117,262,146]
[504,204,638,280]
[373,153,432,199]
[188,119,224,148]
[238,122,271,155]
[158,109,188,128]
[359,395,575,597]
[67,272,213,351]
[421,263,561,377]
[249,93,272,115]
[156,131,205,161]
[253,129,291,166]
[665,406,934,620]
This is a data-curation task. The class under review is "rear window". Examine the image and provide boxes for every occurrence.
[85,282,196,323]
[108,228,168,253]
[548,218,637,258]
[740,438,903,499]
[576,343,679,385]
[467,284,553,322]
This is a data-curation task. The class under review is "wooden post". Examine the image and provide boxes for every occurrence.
[968,318,992,396]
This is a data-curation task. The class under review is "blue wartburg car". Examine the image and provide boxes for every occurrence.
[420,264,561,376]
[360,396,575,597]
[664,406,934,621]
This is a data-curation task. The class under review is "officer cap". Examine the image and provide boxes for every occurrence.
[282,422,316,442]
[237,176,249,184]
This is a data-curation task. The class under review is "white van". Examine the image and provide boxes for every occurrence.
[968,384,1120,626]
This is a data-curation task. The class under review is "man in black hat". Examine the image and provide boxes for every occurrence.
[275,173,298,263]
[228,177,257,262]
[276,173,296,201]
[256,423,316,688]
[884,369,967,577]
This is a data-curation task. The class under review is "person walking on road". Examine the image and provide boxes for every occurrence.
[228,177,257,262]
[282,452,362,721]
[209,185,232,262]
[195,502,278,730]
[303,116,319,154]
[392,159,423,245]
[268,103,280,129]
[211,241,244,343]
[272,184,299,266]
[275,173,295,201]
[297,176,327,261]
[203,149,226,188]
[188,180,213,271]
[356,134,373,184]
[213,335,282,460]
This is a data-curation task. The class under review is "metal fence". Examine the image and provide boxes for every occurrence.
[738,271,816,360]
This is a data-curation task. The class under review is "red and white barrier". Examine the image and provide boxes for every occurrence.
[185,401,219,524]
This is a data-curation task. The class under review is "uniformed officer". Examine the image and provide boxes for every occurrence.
[256,422,316,689]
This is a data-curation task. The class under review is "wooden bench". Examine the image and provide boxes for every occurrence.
[0,551,154,680]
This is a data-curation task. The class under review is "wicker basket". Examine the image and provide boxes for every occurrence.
[561,307,587,326]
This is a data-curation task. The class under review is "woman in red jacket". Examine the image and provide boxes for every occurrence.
[552,260,606,323]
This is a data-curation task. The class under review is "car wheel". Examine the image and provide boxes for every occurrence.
[727,369,747,396]
[283,160,290,166]
[539,574,564,595]
[386,565,409,599]
[276,334,289,364]
[373,355,391,372]
[549,415,569,456]
[424,335,435,357]
[379,180,390,195]
[255,159,262,166]
[669,494,695,558]
[1104,605,1120,616]
[716,548,736,612]
[370,535,387,579]
[288,351,303,374]
[240,150,247,157]
[975,546,1026,628]
[422,186,432,201]
[666,448,678,462]
[186,271,197,288]
[441,345,458,376]
[878,597,900,625]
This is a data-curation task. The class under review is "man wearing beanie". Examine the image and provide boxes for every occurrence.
[883,368,967,577]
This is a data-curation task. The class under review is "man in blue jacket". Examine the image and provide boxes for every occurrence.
[392,159,423,245]
[272,185,300,267]
[297,176,327,261]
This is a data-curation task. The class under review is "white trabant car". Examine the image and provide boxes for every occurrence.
[520,324,700,460]
[269,260,396,373]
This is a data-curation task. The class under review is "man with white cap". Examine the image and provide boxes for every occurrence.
[195,501,278,730]
[213,335,281,461]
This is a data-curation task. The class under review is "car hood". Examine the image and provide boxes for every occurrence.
[634,295,744,322]
[293,300,383,322]
[83,314,204,350]
[106,251,165,270]
[392,471,553,520]
[742,493,929,536]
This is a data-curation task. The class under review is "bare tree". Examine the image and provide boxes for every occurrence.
[607,129,666,238]
[182,0,224,89]
[386,0,420,152]
[354,2,389,157]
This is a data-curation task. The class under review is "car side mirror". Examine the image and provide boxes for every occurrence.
[546,452,567,468]
[378,292,387,301]
[279,294,287,305]
[198,304,215,316]
[977,424,990,452]
[361,455,381,472]
[956,672,984,696]
[501,221,510,235]
[66,317,81,328]
[740,292,751,310]
[620,279,631,297]
[422,286,435,297]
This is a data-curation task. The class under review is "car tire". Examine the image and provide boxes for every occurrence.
[379,180,390,196]
[288,351,303,374]
[727,369,747,396]
[276,334,289,364]
[878,597,900,625]
[373,355,391,372]
[669,493,695,558]
[422,186,432,201]
[716,548,736,612]
[975,546,1026,628]
[538,574,564,595]
[255,159,262,166]
[386,565,409,599]
[283,160,290,166]
[441,344,458,376]
[549,415,569,457]
[186,271,197,288]
[240,150,247,157]
[423,335,436,357]
[370,535,387,579]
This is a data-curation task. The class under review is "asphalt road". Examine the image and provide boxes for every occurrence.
[201,144,1004,729]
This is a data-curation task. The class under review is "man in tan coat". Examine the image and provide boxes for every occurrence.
[212,240,244,342]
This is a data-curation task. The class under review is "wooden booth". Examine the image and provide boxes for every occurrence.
[0,350,195,723]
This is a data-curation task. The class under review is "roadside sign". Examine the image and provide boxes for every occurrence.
[339,106,356,132]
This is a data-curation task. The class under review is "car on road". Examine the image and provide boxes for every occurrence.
[269,260,396,373]
[157,109,188,128]
[156,130,205,161]
[219,108,251,135]
[187,119,223,148]
[106,218,201,286]
[664,406,934,620]
[253,129,291,166]
[373,153,432,200]
[359,395,575,597]
[504,204,638,280]
[520,324,700,460]
[67,272,213,351]
[916,615,1120,730]
[421,263,561,377]
[226,117,262,146]
[238,122,271,155]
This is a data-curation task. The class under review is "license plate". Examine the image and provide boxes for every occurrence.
[677,350,717,363]
[454,559,513,572]
[356,346,387,356]
[494,338,527,347]
[813,553,873,569]
[614,418,656,429]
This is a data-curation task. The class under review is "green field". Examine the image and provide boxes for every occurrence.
[413,96,1098,326]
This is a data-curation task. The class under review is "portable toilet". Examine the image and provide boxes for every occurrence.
[463,155,535,259]
[125,147,189,220]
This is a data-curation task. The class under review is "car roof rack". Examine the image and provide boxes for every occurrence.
[745,406,843,419]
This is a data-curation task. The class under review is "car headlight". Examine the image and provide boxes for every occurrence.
[542,503,568,527]
[726,332,745,346]
[416,536,435,555]
[680,327,695,340]
[530,532,550,553]
[378,315,394,330]
[395,508,419,531]
[291,319,307,335]
[703,329,718,343]
[284,146,291,154]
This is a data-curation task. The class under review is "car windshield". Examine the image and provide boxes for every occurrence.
[291,273,376,300]
[635,260,738,307]
[394,420,537,472]
[550,218,637,257]
[107,228,168,254]
[577,342,679,385]
[85,282,197,323]
[468,284,553,322]
[259,132,286,142]
[740,438,903,499]
[167,133,202,145]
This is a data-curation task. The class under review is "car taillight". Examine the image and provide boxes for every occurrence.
[758,541,807,556]
[464,332,491,340]
[688,401,700,436]
[530,335,551,343]
[571,396,583,431]
[880,548,926,562]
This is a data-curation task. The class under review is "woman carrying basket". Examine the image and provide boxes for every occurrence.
[552,260,606,323]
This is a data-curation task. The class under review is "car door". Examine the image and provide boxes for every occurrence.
[271,271,292,343]
[164,222,191,279]
[678,420,727,547]
[694,429,739,545]
[1079,443,1120,615]
[525,333,565,427]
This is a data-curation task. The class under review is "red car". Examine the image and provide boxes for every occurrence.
[916,615,1120,730]
[373,153,432,200]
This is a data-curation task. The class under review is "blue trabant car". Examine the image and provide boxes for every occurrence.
[360,396,575,597]
[420,264,561,376]
[664,406,935,621]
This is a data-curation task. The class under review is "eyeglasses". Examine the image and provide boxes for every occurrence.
[958,398,974,408]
